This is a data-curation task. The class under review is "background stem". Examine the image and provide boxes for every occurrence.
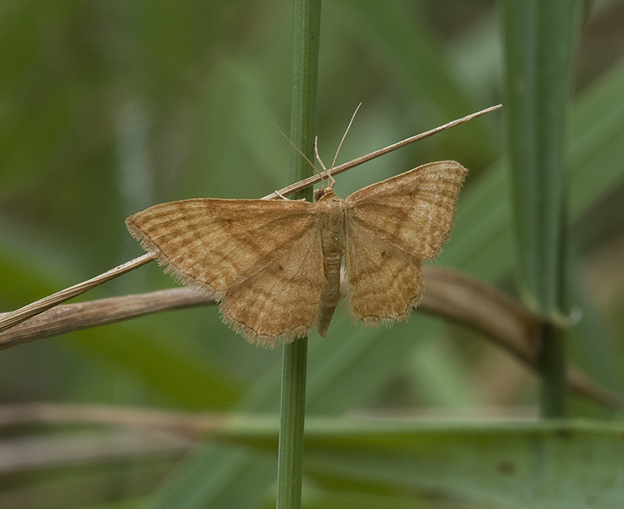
[502,0,582,418]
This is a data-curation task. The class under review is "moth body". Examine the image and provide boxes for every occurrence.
[314,187,346,336]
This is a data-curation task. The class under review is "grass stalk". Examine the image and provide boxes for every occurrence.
[502,0,582,417]
[276,0,321,507]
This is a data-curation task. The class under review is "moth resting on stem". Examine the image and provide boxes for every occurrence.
[126,108,472,346]
[0,105,500,344]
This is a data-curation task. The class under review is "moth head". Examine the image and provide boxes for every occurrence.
[314,187,336,202]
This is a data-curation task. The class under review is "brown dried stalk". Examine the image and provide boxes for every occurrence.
[0,266,621,410]
[0,105,501,336]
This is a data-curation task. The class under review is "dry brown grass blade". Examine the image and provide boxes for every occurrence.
[0,288,211,349]
[419,268,623,410]
[0,402,222,440]
[0,105,501,335]
[1,266,621,410]
[0,254,156,334]
[263,104,501,200]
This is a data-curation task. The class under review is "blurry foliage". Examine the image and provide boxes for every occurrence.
[1,0,624,507]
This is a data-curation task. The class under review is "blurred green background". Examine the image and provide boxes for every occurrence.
[1,0,624,507]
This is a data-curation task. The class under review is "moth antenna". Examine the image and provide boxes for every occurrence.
[330,102,362,172]
[314,136,334,188]
[317,102,362,190]
[276,124,318,175]
[314,136,328,172]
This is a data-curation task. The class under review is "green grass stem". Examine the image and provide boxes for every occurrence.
[502,0,582,417]
[276,0,322,507]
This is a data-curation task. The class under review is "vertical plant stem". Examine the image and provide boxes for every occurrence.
[539,322,566,417]
[502,0,581,417]
[277,339,309,509]
[276,0,321,508]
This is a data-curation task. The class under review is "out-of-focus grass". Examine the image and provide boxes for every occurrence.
[1,1,624,508]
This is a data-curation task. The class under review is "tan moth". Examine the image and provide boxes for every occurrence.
[126,158,467,347]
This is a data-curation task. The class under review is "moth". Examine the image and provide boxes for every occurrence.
[126,160,467,347]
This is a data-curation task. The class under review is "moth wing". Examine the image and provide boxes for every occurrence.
[220,223,325,347]
[344,217,423,326]
[126,198,318,294]
[344,161,467,259]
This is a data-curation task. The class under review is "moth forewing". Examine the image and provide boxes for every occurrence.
[125,198,319,293]
[343,161,468,260]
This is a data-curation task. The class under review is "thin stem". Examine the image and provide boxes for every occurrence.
[539,322,567,416]
[276,0,321,508]
[277,339,309,508]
